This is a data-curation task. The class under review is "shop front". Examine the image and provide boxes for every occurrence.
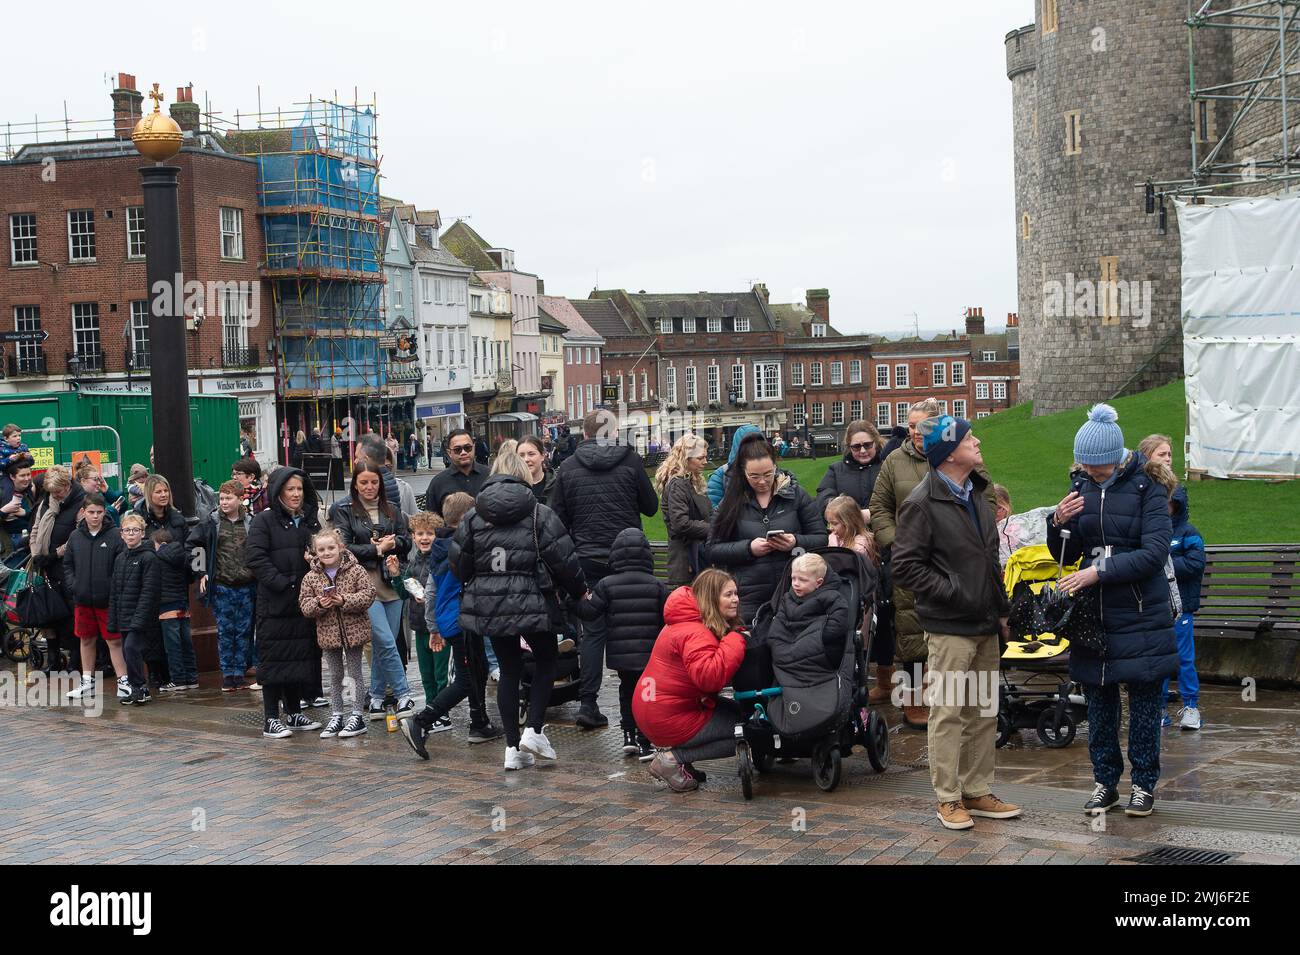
[488,411,540,449]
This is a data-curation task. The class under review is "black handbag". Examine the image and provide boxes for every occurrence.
[17,569,70,628]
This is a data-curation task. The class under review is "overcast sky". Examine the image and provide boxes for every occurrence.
[2,0,1031,337]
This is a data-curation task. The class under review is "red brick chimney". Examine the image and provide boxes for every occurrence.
[965,306,986,336]
[170,84,200,134]
[1006,312,1019,328]
[806,288,829,325]
[751,282,769,304]
[111,73,143,140]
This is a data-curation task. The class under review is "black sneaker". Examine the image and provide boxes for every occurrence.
[284,712,323,732]
[575,707,608,730]
[400,716,430,760]
[637,735,655,762]
[338,713,367,737]
[467,723,503,744]
[263,718,292,739]
[394,697,417,720]
[367,700,388,722]
[136,687,152,705]
[221,676,237,693]
[621,727,638,755]
[430,714,453,733]
[1084,783,1120,815]
[320,714,345,739]
[1125,787,1156,817]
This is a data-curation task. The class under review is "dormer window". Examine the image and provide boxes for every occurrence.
[659,317,672,334]
[682,317,696,333]
[811,323,827,338]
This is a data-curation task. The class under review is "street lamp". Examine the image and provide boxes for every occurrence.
[66,352,83,392]
[802,385,811,458]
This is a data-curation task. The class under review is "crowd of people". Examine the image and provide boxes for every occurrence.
[6,400,1207,825]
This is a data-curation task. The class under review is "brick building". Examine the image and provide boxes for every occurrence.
[568,295,658,450]
[969,308,1021,418]
[0,75,275,457]
[538,294,603,424]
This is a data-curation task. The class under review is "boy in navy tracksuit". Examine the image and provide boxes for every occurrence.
[398,492,500,759]
[1164,485,1206,730]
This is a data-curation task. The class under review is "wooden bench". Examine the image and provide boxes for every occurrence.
[1195,544,1300,641]
[651,540,671,582]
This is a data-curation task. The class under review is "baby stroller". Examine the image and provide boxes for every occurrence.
[733,547,888,799]
[999,542,1090,748]
[516,622,582,726]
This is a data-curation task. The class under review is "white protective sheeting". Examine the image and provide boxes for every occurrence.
[1175,196,1300,479]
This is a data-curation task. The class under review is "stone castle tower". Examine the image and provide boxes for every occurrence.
[1005,1,1231,416]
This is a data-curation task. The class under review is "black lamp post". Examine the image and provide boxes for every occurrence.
[134,83,196,517]
[802,385,811,458]
[66,352,83,393]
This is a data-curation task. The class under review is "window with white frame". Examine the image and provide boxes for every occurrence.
[659,317,672,334]
[810,362,823,386]
[876,364,890,389]
[67,210,96,261]
[977,411,990,419]
[895,402,909,426]
[460,332,466,365]
[220,207,244,259]
[895,364,909,388]
[72,303,100,366]
[707,316,721,333]
[731,364,745,401]
[641,371,649,401]
[851,400,863,421]
[129,300,150,367]
[682,317,696,334]
[754,362,781,400]
[126,206,146,259]
[850,360,862,384]
[939,400,948,415]
[733,316,750,332]
[627,371,636,402]
[811,324,827,338]
[708,364,720,403]
[393,279,403,308]
[567,385,574,416]
[593,349,600,365]
[685,366,697,404]
[976,382,989,400]
[831,401,845,425]
[666,367,677,404]
[876,402,891,428]
[586,384,594,412]
[993,381,1007,400]
[982,350,997,362]
[791,363,804,387]
[811,402,824,426]
[830,362,843,385]
[221,289,250,358]
[422,277,432,302]
[14,305,41,370]
[932,362,946,387]
[951,361,966,386]
[953,399,967,418]
[793,403,805,428]
[9,214,37,265]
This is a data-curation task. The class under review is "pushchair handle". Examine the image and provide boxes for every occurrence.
[735,687,782,702]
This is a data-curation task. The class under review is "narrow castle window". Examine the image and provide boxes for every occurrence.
[1043,0,1059,35]
[1065,110,1082,155]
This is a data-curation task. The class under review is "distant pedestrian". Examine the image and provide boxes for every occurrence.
[656,434,712,588]
[427,428,489,517]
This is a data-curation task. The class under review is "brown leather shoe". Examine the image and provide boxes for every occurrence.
[936,801,974,830]
[648,750,699,793]
[962,793,1021,819]
[902,704,929,729]
[867,665,894,705]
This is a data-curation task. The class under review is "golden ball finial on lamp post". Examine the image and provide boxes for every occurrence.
[132,83,184,162]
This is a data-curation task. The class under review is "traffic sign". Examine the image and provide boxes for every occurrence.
[1,329,49,344]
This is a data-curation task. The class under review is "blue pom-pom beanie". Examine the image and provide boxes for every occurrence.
[1073,403,1125,465]
[918,414,972,468]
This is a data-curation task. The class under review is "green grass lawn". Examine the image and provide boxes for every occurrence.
[642,380,1300,545]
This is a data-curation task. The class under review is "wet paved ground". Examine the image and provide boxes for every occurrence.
[2,660,1299,864]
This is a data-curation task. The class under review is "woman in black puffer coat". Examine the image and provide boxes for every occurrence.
[451,463,586,767]
[576,526,667,756]
[135,475,196,689]
[1048,404,1177,819]
[245,467,323,737]
[815,420,884,515]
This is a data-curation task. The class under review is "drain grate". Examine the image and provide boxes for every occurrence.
[1128,846,1239,865]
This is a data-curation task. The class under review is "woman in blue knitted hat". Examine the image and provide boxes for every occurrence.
[1047,404,1178,819]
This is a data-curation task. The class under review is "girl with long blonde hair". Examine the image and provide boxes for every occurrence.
[657,434,713,588]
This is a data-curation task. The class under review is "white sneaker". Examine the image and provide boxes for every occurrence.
[489,668,500,683]
[520,726,557,760]
[1179,706,1202,730]
[66,676,95,700]
[116,675,132,699]
[504,746,535,771]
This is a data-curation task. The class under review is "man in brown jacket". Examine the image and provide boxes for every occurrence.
[892,415,1020,831]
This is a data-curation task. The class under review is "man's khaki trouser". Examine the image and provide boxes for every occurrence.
[924,631,1000,804]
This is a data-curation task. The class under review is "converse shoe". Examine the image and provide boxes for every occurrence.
[309,696,330,708]
[1084,783,1120,815]
[637,735,655,762]
[504,746,535,771]
[159,681,185,693]
[468,723,503,745]
[65,676,96,700]
[520,726,557,760]
[366,699,388,722]
[1125,787,1156,817]
[430,714,453,733]
[648,750,698,793]
[394,697,417,720]
[320,714,346,739]
[936,801,974,830]
[116,675,132,699]
[338,713,367,738]
[401,715,431,759]
[1179,706,1202,731]
[284,712,323,732]
[263,718,293,739]
[621,727,639,755]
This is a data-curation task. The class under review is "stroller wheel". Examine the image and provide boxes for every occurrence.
[864,709,890,773]
[996,710,1014,749]
[736,741,755,800]
[3,626,33,662]
[1036,707,1077,748]
[812,743,842,792]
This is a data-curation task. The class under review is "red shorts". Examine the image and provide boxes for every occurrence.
[74,605,122,641]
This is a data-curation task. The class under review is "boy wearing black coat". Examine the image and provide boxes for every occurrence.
[576,527,667,760]
[63,494,126,701]
[109,513,162,706]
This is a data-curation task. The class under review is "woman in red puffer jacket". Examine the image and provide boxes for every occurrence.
[634,569,747,793]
